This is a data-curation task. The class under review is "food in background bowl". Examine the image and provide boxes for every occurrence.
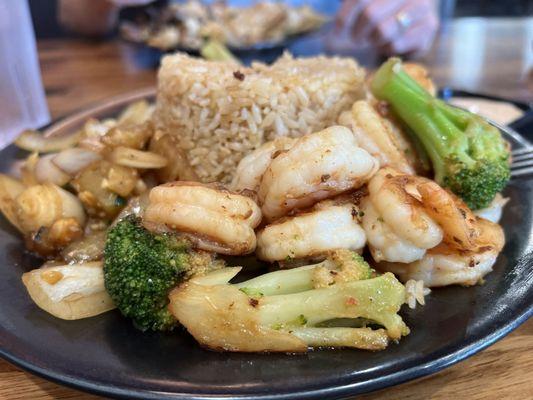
[121,0,327,51]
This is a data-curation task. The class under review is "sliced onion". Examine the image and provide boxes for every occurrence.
[52,148,101,176]
[35,154,71,186]
[16,183,86,233]
[110,146,168,169]
[15,130,82,153]
[0,173,26,233]
[117,100,153,126]
[20,152,40,186]
[61,230,107,263]
[22,261,115,320]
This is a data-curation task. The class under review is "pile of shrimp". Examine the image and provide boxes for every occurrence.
[144,114,507,291]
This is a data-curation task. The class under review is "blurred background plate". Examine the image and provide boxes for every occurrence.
[0,90,531,399]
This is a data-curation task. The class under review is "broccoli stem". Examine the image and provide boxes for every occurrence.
[371,58,472,182]
[290,327,389,350]
[235,264,320,295]
[371,58,510,210]
[257,273,409,339]
[235,253,373,296]
[171,256,411,351]
[200,39,239,63]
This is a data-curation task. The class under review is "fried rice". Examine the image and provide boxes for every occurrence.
[153,52,366,183]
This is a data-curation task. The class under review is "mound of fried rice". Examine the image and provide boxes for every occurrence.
[153,52,366,183]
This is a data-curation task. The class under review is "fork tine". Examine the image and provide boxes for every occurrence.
[510,147,533,178]
[511,147,533,156]
[511,166,533,178]
[511,159,533,170]
[512,152,533,162]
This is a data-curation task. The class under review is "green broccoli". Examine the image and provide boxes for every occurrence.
[169,250,409,352]
[104,215,221,331]
[371,58,510,210]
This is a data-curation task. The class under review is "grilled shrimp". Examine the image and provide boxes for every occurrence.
[339,101,414,174]
[364,168,505,273]
[377,187,506,287]
[378,242,503,287]
[367,168,443,250]
[231,137,296,192]
[361,198,426,263]
[474,193,509,223]
[144,182,262,255]
[258,126,379,221]
[256,197,366,262]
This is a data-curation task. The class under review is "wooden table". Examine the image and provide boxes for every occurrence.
[1,17,532,400]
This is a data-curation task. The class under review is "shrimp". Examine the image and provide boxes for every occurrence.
[377,243,503,287]
[144,181,262,255]
[415,180,501,253]
[363,168,506,283]
[370,171,505,287]
[367,168,443,249]
[231,137,296,193]
[258,126,379,221]
[256,197,366,262]
[361,198,426,263]
[339,100,414,175]
[474,193,509,223]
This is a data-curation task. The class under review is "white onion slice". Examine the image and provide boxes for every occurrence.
[0,173,26,233]
[52,148,101,176]
[35,154,71,186]
[110,147,168,169]
[15,130,82,153]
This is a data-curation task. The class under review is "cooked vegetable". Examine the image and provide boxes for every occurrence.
[15,129,83,153]
[116,100,153,126]
[34,154,71,186]
[149,133,199,182]
[371,58,510,210]
[71,160,125,219]
[20,153,40,186]
[16,183,86,233]
[25,217,84,257]
[101,121,153,150]
[61,230,107,263]
[0,173,26,232]
[22,261,115,320]
[169,250,409,352]
[109,147,168,169]
[103,215,223,331]
[52,148,101,176]
[78,118,116,153]
[200,39,239,63]
[103,164,139,197]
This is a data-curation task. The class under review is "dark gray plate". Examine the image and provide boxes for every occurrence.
[0,89,531,400]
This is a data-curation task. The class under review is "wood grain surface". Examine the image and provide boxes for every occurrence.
[0,17,531,400]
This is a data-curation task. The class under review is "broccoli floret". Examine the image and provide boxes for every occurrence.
[169,250,409,352]
[104,215,220,331]
[371,58,510,210]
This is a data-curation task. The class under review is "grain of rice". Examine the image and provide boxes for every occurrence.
[405,279,431,309]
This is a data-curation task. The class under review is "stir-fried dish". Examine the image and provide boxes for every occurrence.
[121,0,327,51]
[0,54,511,353]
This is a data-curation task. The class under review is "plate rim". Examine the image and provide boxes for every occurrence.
[1,89,532,400]
[1,302,531,400]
